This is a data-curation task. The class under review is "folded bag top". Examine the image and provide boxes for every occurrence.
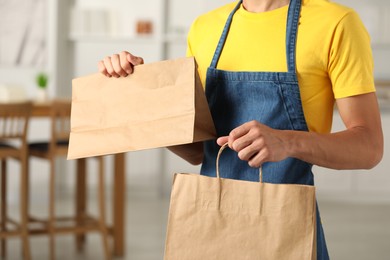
[68,57,216,159]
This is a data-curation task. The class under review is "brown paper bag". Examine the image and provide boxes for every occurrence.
[68,57,216,159]
[164,144,317,260]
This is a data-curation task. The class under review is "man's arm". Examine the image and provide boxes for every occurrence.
[217,92,383,170]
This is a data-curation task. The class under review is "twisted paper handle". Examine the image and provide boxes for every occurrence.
[216,143,263,182]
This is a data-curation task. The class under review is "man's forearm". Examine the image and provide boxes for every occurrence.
[286,126,383,170]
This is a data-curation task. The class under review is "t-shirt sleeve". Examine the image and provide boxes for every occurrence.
[328,10,375,99]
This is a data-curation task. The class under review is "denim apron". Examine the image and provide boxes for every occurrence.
[200,0,330,259]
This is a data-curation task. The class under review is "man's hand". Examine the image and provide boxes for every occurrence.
[217,121,290,168]
[98,51,144,77]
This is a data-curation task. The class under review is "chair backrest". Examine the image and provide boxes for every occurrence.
[50,100,72,151]
[0,102,32,146]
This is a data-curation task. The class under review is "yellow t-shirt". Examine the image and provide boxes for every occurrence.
[186,0,375,133]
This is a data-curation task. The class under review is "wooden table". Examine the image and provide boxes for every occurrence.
[32,100,126,257]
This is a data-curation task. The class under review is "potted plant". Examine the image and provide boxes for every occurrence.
[36,72,49,102]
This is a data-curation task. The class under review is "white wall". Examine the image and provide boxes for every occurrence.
[315,110,390,203]
[337,0,390,79]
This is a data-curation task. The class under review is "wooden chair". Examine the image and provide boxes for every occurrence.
[0,102,32,260]
[28,100,111,260]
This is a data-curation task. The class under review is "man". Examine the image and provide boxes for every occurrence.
[98,0,383,258]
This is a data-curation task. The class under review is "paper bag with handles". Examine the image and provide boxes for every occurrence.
[164,144,317,260]
[68,57,216,159]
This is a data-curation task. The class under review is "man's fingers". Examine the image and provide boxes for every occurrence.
[98,51,144,77]
[103,56,120,78]
[111,54,128,77]
[217,136,229,146]
[248,148,270,168]
[120,51,133,74]
[229,121,260,150]
[127,53,144,66]
[98,60,111,77]
[229,121,254,141]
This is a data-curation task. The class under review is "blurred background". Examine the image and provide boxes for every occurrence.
[0,0,389,259]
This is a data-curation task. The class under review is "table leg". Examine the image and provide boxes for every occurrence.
[113,153,125,256]
[1,160,7,258]
[75,159,87,252]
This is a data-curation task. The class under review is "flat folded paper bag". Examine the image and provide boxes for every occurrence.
[68,57,216,159]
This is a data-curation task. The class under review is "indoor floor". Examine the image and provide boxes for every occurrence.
[4,188,390,260]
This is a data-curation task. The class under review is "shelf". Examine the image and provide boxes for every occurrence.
[163,34,187,44]
[68,34,159,44]
[68,33,189,46]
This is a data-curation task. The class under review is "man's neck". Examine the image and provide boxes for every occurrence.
[242,0,290,13]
